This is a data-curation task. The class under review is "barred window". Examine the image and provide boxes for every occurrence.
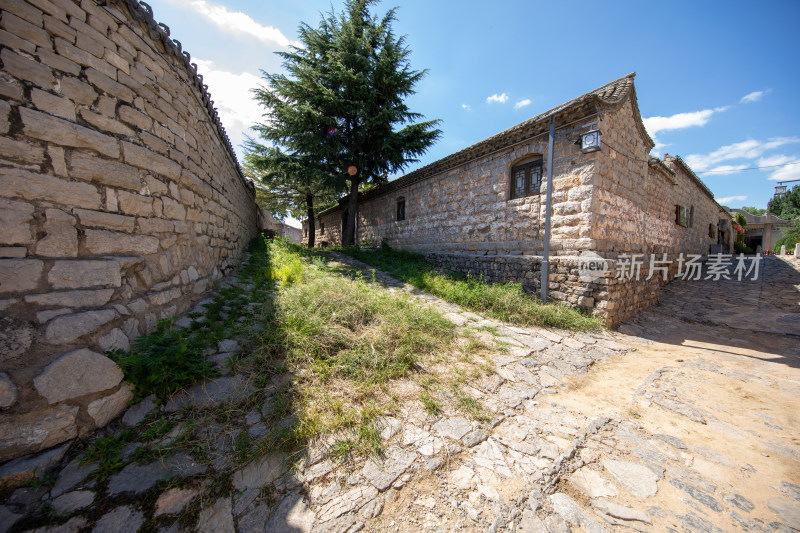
[509,159,543,199]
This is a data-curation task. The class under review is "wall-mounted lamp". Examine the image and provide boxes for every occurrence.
[579,129,602,153]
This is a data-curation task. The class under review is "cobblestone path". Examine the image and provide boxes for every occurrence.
[2,255,798,532]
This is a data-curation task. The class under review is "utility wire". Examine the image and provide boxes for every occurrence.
[602,141,800,174]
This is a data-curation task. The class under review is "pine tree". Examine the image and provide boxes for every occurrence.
[248,0,440,246]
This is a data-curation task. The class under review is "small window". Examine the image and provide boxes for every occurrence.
[509,159,543,199]
[319,220,325,234]
[708,223,716,238]
[396,197,406,221]
[675,205,688,227]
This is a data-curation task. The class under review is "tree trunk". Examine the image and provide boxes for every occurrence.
[342,177,360,247]
[305,193,316,248]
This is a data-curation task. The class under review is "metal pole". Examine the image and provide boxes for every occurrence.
[541,116,555,304]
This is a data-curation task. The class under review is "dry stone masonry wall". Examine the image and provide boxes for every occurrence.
[0,0,258,461]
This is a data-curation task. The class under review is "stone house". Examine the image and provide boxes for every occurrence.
[727,207,799,253]
[305,74,734,324]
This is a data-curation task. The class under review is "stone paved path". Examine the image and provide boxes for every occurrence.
[2,254,798,532]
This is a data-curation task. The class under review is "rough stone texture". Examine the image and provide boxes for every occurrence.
[266,491,316,532]
[362,450,417,491]
[0,443,69,488]
[87,384,134,426]
[33,348,123,404]
[0,318,34,364]
[0,0,258,461]
[44,309,117,344]
[121,395,157,427]
[197,497,235,533]
[767,498,800,530]
[98,328,131,352]
[154,487,200,516]
[0,407,77,460]
[0,372,19,408]
[602,459,660,498]
[50,458,96,498]
[570,467,619,498]
[51,490,94,513]
[232,453,286,491]
[93,505,145,533]
[106,453,207,495]
[165,375,254,412]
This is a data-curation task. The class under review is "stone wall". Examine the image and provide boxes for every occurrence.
[0,0,258,461]
[314,130,599,256]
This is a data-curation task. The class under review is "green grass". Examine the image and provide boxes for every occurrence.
[81,430,132,480]
[252,238,456,458]
[339,246,603,331]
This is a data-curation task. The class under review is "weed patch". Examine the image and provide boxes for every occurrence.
[340,246,603,331]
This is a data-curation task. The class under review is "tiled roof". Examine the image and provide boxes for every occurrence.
[329,73,640,211]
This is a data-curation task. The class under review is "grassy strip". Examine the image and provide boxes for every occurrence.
[338,246,603,331]
[253,238,457,458]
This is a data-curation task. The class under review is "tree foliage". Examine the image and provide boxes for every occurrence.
[768,185,800,220]
[247,0,440,247]
[741,206,766,216]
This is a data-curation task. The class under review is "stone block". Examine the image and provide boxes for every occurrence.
[117,191,153,216]
[35,208,78,258]
[87,384,133,426]
[121,141,181,180]
[0,408,76,462]
[0,48,55,88]
[20,107,119,158]
[85,68,134,102]
[0,99,10,133]
[118,105,152,130]
[162,196,186,220]
[0,372,19,408]
[68,151,141,191]
[1,11,50,49]
[0,135,47,165]
[73,209,136,232]
[24,288,114,307]
[34,348,123,403]
[98,328,130,352]
[44,309,117,344]
[0,259,43,294]
[79,108,135,136]
[0,198,34,245]
[48,145,68,175]
[0,247,26,258]
[31,88,76,121]
[85,229,159,255]
[58,76,97,105]
[48,259,121,289]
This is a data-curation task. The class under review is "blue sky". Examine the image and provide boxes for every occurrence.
[148,0,800,216]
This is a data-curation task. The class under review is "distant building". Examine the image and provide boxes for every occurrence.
[727,208,799,252]
[304,74,734,324]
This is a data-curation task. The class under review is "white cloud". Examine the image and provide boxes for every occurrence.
[486,93,508,104]
[514,98,531,110]
[759,154,800,181]
[461,104,471,111]
[701,164,749,175]
[188,0,299,48]
[717,195,747,204]
[642,109,716,137]
[740,90,770,104]
[194,59,265,157]
[685,137,800,172]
